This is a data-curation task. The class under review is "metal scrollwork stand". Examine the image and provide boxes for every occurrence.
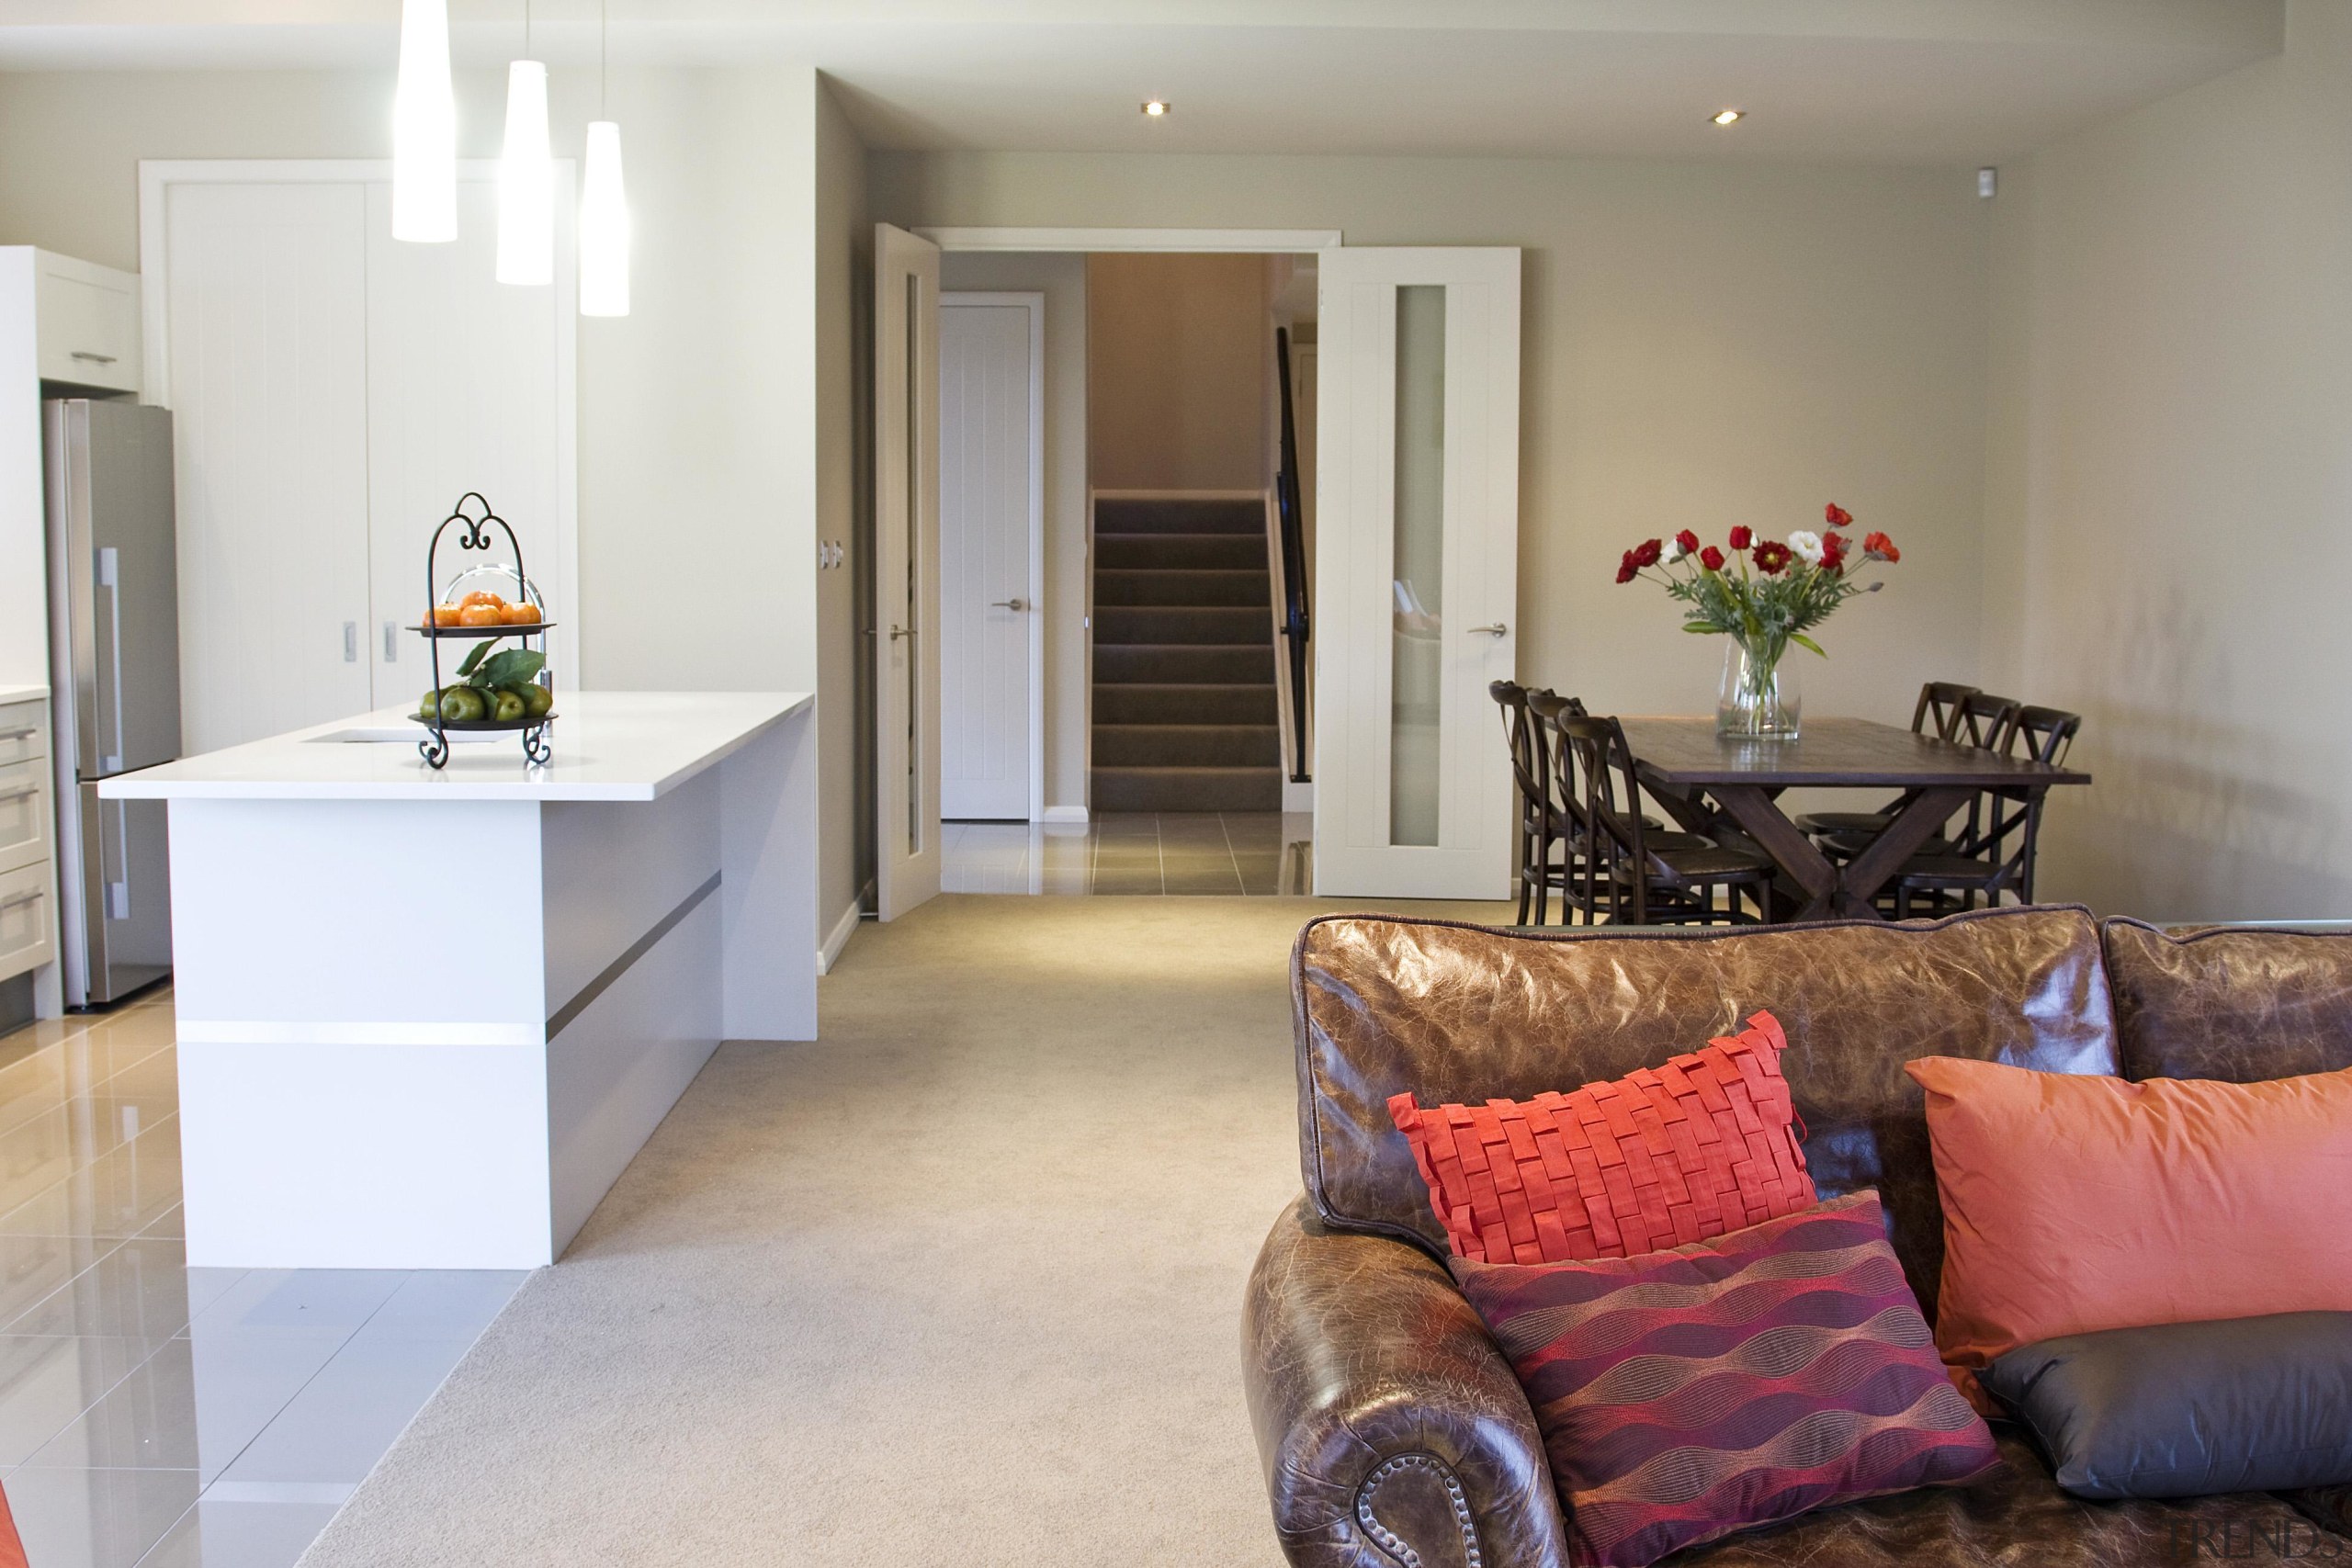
[410,492,559,770]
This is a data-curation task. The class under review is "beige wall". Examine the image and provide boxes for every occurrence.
[1085,251,1269,492]
[1982,0,2352,921]
[874,152,1992,745]
[939,250,1090,817]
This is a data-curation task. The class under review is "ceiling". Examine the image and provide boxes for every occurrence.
[0,0,2286,165]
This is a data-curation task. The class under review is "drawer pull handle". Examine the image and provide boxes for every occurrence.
[0,786,38,804]
[0,891,40,912]
[0,728,35,741]
[70,351,119,365]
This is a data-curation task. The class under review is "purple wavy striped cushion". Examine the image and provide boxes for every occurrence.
[1451,1190,2001,1568]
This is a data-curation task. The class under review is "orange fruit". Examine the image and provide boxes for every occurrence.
[458,602,504,627]
[429,604,465,626]
[459,590,508,610]
[500,602,541,626]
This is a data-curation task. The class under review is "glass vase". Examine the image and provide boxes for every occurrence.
[1717,638,1802,740]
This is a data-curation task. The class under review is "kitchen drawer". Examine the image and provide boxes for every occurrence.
[0,862,51,984]
[0,703,43,767]
[0,761,45,876]
[34,252,141,395]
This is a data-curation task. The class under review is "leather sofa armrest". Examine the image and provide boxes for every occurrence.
[1241,1196,1569,1568]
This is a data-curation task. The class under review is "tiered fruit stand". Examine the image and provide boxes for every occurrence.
[409,491,557,769]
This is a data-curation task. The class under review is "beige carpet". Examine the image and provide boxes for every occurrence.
[299,894,1510,1568]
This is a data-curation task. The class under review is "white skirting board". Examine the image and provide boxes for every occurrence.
[818,898,862,975]
[1039,805,1090,826]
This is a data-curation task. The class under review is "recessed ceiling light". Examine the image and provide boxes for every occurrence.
[1142,100,1170,118]
[1711,108,1744,126]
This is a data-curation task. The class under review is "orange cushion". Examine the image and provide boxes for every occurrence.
[1905,1056,2352,1378]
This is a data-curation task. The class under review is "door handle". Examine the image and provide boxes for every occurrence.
[70,351,119,366]
[344,622,359,662]
[383,621,400,662]
[989,599,1028,612]
[1469,623,1509,637]
[888,625,915,641]
[96,547,126,773]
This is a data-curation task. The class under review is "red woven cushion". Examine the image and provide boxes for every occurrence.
[1387,1010,1815,1264]
[1452,1190,2003,1568]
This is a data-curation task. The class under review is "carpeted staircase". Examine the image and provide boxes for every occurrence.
[1091,498,1282,813]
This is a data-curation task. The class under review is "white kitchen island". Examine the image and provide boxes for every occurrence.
[100,692,816,1269]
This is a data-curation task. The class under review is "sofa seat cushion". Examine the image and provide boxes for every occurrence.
[1295,906,2120,1318]
[1676,1434,2331,1566]
[1388,1010,1815,1264]
[1453,1192,2000,1568]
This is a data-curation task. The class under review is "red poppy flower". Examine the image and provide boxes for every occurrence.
[1820,533,1847,574]
[1699,546,1725,572]
[1752,539,1792,575]
[1825,503,1853,527]
[1727,525,1753,550]
[1863,530,1900,563]
[1632,537,1664,569]
[1616,550,1640,584]
[1675,528,1702,556]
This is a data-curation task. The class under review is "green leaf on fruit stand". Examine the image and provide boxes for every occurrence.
[468,648,548,692]
[455,639,495,678]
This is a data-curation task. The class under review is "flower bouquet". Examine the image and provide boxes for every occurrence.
[1614,504,1902,739]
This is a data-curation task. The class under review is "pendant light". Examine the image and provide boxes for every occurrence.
[579,0,630,316]
[391,0,457,242]
[497,0,554,286]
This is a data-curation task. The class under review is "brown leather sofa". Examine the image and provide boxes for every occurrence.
[1242,906,2352,1567]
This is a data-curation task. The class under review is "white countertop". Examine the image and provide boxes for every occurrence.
[98,691,812,802]
[0,684,49,705]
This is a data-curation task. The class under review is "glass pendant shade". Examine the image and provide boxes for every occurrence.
[390,0,457,243]
[579,121,630,317]
[496,60,554,286]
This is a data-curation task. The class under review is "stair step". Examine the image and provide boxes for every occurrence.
[1093,644,1273,684]
[1094,498,1264,536]
[1096,569,1271,608]
[1091,765,1282,813]
[1095,606,1269,646]
[1097,533,1267,570]
[1092,683,1276,724]
[1092,724,1281,767]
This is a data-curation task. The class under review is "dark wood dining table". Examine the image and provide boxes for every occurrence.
[1616,716,2092,921]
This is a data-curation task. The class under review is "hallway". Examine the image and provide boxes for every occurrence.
[942,812,1310,896]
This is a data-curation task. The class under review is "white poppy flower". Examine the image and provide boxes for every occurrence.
[1662,537,1689,564]
[1789,529,1825,565]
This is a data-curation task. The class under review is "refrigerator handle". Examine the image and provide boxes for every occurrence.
[96,546,125,774]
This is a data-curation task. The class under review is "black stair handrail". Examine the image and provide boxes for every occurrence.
[1273,326,1312,784]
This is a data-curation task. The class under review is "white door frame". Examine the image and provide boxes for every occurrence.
[138,159,582,691]
[939,290,1046,823]
[920,227,1340,254]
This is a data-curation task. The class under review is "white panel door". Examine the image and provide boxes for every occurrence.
[165,182,373,754]
[874,224,943,919]
[363,173,577,707]
[937,294,1041,822]
[1312,248,1521,898]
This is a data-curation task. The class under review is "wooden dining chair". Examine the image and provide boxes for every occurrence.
[1555,711,1777,926]
[1492,679,1559,924]
[1888,705,2082,918]
[1792,680,1980,839]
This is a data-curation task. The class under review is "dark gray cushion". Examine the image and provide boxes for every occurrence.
[1984,1314,2352,1501]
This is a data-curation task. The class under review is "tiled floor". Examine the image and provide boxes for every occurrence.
[0,993,526,1568]
[942,812,1313,895]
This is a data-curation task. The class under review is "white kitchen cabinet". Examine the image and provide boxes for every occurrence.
[33,252,141,395]
[141,164,578,755]
[0,697,54,985]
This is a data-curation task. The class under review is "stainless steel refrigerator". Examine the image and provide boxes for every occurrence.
[45,399,179,1009]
